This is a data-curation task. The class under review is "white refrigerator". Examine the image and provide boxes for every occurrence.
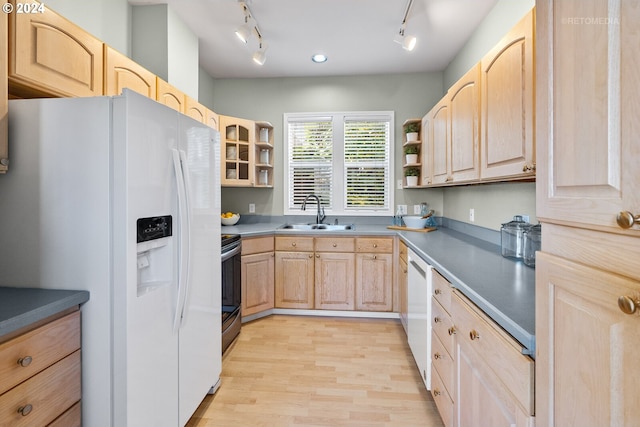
[0,90,221,427]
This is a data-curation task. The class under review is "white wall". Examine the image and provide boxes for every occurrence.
[132,5,199,99]
[44,0,130,55]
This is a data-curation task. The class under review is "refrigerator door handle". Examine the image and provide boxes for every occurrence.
[177,149,193,325]
[172,148,190,331]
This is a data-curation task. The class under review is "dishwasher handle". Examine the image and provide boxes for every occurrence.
[409,259,427,278]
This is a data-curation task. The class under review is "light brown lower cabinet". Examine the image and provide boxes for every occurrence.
[274,235,393,312]
[0,310,82,426]
[451,291,534,427]
[241,236,275,317]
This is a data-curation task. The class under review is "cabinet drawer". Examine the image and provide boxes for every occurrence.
[48,401,81,427]
[356,237,393,253]
[242,236,274,255]
[431,330,454,396]
[432,269,452,314]
[431,366,454,427]
[275,236,314,252]
[315,237,355,252]
[452,291,534,415]
[0,311,80,395]
[0,350,81,427]
[432,298,455,357]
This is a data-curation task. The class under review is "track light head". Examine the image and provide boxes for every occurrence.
[252,39,267,65]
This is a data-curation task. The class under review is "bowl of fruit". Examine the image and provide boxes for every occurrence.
[221,212,240,226]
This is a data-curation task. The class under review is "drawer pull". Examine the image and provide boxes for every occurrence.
[309,254,313,258]
[469,329,481,341]
[17,404,33,416]
[332,243,337,247]
[448,326,456,336]
[373,243,378,248]
[618,295,640,315]
[316,254,320,258]
[292,242,297,247]
[434,289,442,295]
[434,316,441,323]
[17,356,33,367]
[434,352,442,360]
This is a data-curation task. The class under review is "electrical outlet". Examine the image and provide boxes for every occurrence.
[249,203,255,213]
[398,205,407,215]
[413,205,421,215]
[469,208,475,222]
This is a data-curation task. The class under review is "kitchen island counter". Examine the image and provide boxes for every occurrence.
[0,287,89,340]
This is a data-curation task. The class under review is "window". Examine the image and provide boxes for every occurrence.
[284,112,394,216]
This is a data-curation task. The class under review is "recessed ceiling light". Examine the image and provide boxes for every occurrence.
[311,54,328,63]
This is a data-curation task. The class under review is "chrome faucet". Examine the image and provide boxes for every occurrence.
[301,194,325,224]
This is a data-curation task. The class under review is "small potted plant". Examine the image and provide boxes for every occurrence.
[404,167,420,187]
[404,122,420,142]
[404,145,419,164]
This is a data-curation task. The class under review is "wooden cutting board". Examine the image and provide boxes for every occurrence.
[387,225,437,233]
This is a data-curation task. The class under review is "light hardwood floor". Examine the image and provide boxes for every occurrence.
[187,315,444,427]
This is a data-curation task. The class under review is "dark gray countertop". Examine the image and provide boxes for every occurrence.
[224,220,536,355]
[0,287,90,339]
[399,228,535,355]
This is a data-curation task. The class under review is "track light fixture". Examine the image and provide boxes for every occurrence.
[236,1,267,66]
[395,0,417,51]
[252,37,267,65]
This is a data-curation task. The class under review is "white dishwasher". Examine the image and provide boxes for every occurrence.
[407,248,432,390]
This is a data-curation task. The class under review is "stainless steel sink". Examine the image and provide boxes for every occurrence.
[278,223,355,231]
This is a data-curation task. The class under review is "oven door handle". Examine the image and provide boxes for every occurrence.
[221,243,242,262]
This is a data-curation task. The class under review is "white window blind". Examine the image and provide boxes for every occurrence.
[285,112,394,216]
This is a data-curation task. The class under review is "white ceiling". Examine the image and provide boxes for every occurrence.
[129,0,499,79]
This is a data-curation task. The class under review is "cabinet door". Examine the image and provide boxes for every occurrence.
[420,112,432,186]
[456,338,532,427]
[185,96,207,124]
[241,252,275,317]
[220,115,255,187]
[536,1,640,232]
[275,251,314,309]
[449,64,480,183]
[315,252,355,310]
[104,46,156,98]
[206,109,220,131]
[430,98,450,185]
[536,252,640,427]
[481,9,535,180]
[1,11,7,174]
[156,78,185,113]
[8,4,103,98]
[355,253,393,311]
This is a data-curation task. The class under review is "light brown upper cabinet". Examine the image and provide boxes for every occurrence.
[430,97,450,185]
[1,11,8,174]
[206,109,220,131]
[480,9,535,180]
[184,96,207,124]
[156,78,185,113]
[8,2,103,98]
[104,46,156,99]
[220,115,255,187]
[449,63,480,183]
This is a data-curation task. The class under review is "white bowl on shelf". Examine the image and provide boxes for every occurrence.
[221,214,240,226]
[402,216,428,229]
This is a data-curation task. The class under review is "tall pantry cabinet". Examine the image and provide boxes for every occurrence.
[535,1,640,426]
